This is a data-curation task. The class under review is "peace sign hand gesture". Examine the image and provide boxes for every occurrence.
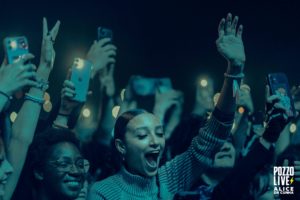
[39,17,60,70]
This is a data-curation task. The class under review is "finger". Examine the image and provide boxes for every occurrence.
[15,53,35,65]
[267,94,280,103]
[97,38,111,47]
[218,18,225,37]
[295,177,300,182]
[20,71,37,80]
[43,17,48,39]
[64,92,75,98]
[50,20,61,41]
[283,159,289,166]
[23,79,39,88]
[23,64,37,72]
[106,50,117,57]
[103,44,117,52]
[107,58,116,64]
[237,25,243,39]
[274,102,288,111]
[294,171,300,176]
[225,13,232,35]
[64,80,75,89]
[231,16,239,35]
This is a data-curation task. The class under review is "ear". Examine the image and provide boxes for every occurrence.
[34,170,44,181]
[115,139,126,155]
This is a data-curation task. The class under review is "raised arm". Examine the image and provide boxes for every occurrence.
[4,18,60,200]
[158,13,246,197]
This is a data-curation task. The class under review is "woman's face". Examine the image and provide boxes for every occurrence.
[122,113,165,177]
[42,142,85,199]
[0,138,13,196]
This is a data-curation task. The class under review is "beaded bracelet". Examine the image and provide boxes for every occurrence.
[24,93,45,105]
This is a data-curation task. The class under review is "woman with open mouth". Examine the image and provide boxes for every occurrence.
[88,12,246,200]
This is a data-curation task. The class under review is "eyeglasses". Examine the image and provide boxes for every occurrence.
[48,158,90,173]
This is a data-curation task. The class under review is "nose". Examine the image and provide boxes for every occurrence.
[69,163,82,175]
[149,134,159,148]
[220,142,232,152]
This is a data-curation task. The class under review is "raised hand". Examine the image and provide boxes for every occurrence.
[86,38,117,78]
[216,13,245,69]
[39,17,60,70]
[0,54,38,96]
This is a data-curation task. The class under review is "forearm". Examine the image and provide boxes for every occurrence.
[100,97,115,135]
[216,63,243,115]
[11,66,49,144]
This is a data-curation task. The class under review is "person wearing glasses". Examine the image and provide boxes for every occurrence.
[14,128,88,200]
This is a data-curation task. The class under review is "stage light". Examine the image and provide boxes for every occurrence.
[44,92,50,101]
[43,101,52,112]
[238,106,245,114]
[112,106,120,118]
[200,79,208,87]
[120,89,126,101]
[82,108,91,118]
[10,112,18,123]
[290,123,297,134]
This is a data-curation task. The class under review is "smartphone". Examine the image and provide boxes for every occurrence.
[131,76,172,96]
[4,36,29,64]
[70,58,92,102]
[267,73,296,118]
[97,27,113,41]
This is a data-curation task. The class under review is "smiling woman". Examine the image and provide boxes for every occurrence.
[21,128,86,200]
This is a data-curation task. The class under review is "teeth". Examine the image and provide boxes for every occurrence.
[65,181,80,187]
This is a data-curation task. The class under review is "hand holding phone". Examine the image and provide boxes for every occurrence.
[70,58,92,102]
[267,73,296,119]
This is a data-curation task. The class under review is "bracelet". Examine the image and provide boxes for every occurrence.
[24,93,45,105]
[34,78,49,92]
[0,90,12,101]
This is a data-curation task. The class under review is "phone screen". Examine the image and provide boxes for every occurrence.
[4,36,29,64]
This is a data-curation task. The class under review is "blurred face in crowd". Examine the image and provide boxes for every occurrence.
[0,138,13,196]
[117,113,165,177]
[197,82,214,111]
[212,141,236,169]
[41,142,85,199]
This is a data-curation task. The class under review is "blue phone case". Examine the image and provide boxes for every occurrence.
[70,58,92,102]
[4,36,29,64]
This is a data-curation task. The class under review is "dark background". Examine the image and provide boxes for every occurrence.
[0,0,299,114]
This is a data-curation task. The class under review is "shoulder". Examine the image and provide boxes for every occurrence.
[89,175,121,199]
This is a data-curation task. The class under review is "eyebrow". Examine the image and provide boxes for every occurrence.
[130,125,164,133]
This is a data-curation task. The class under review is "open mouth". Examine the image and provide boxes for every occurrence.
[145,151,160,169]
